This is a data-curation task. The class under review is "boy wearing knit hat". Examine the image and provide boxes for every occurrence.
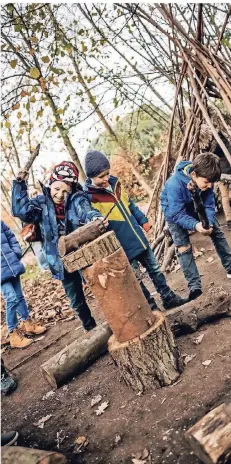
[84,151,187,310]
[12,161,106,331]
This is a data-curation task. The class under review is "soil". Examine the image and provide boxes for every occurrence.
[2,219,231,464]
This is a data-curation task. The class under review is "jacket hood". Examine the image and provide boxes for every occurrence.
[175,161,193,184]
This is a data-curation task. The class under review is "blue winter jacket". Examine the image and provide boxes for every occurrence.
[1,221,25,284]
[12,180,102,280]
[160,161,216,231]
[84,175,149,260]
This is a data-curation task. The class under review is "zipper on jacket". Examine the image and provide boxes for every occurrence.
[1,251,17,278]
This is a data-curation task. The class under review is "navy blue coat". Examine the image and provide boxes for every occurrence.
[160,161,216,230]
[1,221,25,284]
[12,180,102,280]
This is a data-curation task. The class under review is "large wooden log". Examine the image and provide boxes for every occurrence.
[61,231,120,272]
[83,246,156,343]
[185,402,231,464]
[41,322,112,389]
[2,446,67,464]
[58,219,106,257]
[108,311,183,392]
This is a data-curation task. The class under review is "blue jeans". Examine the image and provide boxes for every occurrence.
[62,270,93,327]
[1,276,29,332]
[168,219,231,291]
[130,246,173,301]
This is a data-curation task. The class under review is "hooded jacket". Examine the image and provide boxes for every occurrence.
[12,180,102,280]
[1,221,25,284]
[84,175,149,260]
[160,161,216,230]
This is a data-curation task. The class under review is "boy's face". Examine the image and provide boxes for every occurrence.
[50,181,71,204]
[92,169,110,188]
[191,172,213,191]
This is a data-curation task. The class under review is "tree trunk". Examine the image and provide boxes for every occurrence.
[83,246,156,343]
[61,230,120,272]
[109,311,183,392]
[41,322,112,389]
[1,446,67,464]
[185,402,231,464]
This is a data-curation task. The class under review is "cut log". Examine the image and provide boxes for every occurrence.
[58,219,106,257]
[41,322,112,389]
[1,446,67,464]
[108,311,183,392]
[185,402,231,464]
[62,231,120,272]
[83,246,156,343]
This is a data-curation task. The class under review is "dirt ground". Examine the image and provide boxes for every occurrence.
[2,219,231,464]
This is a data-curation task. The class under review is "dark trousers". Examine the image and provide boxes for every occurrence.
[130,246,173,301]
[62,270,93,327]
[168,219,231,291]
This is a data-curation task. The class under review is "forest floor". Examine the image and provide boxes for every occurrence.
[2,217,231,464]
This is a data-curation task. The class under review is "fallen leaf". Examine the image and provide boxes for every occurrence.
[202,359,212,366]
[95,401,109,416]
[91,394,102,407]
[74,435,89,453]
[33,414,52,428]
[161,397,167,404]
[193,333,204,345]
[206,257,214,263]
[115,434,122,444]
[183,354,196,365]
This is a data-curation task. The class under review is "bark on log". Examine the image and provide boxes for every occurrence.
[1,446,67,464]
[108,311,183,392]
[83,247,156,343]
[166,295,231,335]
[62,231,120,272]
[185,402,231,464]
[40,322,112,389]
[58,219,106,257]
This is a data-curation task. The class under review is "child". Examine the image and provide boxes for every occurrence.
[160,153,231,301]
[84,150,187,310]
[12,161,105,331]
[1,221,46,348]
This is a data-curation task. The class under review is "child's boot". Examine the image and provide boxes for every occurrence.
[162,292,188,310]
[10,329,33,349]
[20,318,47,335]
[83,316,97,332]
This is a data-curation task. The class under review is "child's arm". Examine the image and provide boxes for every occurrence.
[12,180,42,223]
[76,195,103,223]
[166,183,199,230]
[128,199,149,227]
[203,189,216,227]
[4,222,22,258]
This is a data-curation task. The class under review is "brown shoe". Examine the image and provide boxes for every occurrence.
[10,329,33,349]
[20,318,47,335]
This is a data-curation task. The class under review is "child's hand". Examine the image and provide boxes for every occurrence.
[195,222,213,235]
[143,222,152,232]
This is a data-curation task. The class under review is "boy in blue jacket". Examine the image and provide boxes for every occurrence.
[161,153,231,301]
[12,161,105,332]
[84,150,187,310]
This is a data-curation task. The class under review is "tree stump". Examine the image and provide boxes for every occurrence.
[62,231,120,272]
[185,402,231,464]
[108,311,183,392]
[83,246,156,343]
[1,446,67,464]
[41,322,112,389]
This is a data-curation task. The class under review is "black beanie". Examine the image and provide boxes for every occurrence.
[85,151,110,178]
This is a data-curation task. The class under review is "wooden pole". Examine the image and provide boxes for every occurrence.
[1,446,67,464]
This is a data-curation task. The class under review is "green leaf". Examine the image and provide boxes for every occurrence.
[14,25,22,32]
[52,126,57,132]
[81,42,88,53]
[17,111,22,119]
[30,36,38,43]
[30,67,40,79]
[41,56,50,63]
[30,96,36,103]
[10,59,18,69]
[37,109,44,118]
[50,66,62,75]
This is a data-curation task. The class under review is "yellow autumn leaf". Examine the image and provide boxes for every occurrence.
[56,108,64,114]
[41,56,50,63]
[10,59,18,69]
[30,96,36,103]
[5,121,11,129]
[30,67,40,79]
[17,112,22,119]
[12,103,20,110]
[30,36,38,43]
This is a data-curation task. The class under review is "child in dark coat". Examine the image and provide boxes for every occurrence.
[1,221,46,348]
[12,161,105,331]
[160,153,231,301]
[84,150,187,310]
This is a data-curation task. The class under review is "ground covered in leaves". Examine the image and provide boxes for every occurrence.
[1,222,231,464]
